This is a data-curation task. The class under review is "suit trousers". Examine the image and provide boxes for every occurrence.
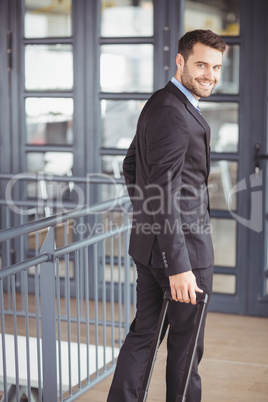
[106,261,213,402]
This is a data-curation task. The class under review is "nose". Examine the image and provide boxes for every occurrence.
[204,68,214,81]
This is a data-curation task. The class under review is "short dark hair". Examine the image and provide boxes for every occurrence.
[178,29,226,61]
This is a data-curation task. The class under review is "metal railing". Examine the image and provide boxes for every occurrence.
[0,195,136,401]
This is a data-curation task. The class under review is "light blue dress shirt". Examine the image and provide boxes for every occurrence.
[171,76,200,111]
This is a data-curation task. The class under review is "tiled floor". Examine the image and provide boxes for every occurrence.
[79,312,268,402]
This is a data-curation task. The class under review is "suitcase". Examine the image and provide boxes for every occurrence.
[137,290,208,402]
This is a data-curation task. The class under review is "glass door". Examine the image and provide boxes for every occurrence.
[184,0,243,313]
[184,0,268,316]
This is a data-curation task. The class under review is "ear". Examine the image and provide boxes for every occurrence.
[176,53,184,69]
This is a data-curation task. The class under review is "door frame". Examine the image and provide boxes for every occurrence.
[247,0,268,316]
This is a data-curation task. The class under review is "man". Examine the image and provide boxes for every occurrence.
[107,29,226,402]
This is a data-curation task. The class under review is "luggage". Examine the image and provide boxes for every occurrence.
[138,290,208,402]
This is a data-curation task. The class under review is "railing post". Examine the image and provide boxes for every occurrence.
[40,227,58,401]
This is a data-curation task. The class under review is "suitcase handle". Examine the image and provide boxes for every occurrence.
[176,292,208,402]
[164,289,208,304]
[138,290,208,402]
[138,292,171,402]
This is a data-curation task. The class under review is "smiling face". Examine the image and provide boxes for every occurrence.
[175,42,223,100]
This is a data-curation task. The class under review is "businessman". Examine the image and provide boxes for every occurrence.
[107,29,226,402]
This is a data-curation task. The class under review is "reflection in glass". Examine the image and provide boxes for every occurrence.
[213,274,236,294]
[26,98,73,145]
[200,102,239,153]
[24,0,72,38]
[25,45,73,90]
[101,100,146,148]
[214,45,240,94]
[185,0,240,36]
[209,161,237,210]
[101,0,153,37]
[27,152,73,175]
[211,218,236,267]
[100,45,153,92]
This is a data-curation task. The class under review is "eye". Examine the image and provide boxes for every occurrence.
[213,66,221,71]
[198,63,205,68]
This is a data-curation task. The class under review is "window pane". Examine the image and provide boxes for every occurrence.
[27,152,73,175]
[215,45,240,94]
[100,45,153,92]
[102,155,124,178]
[213,274,236,294]
[26,152,73,202]
[101,100,146,147]
[185,0,240,36]
[25,45,73,90]
[200,102,239,153]
[211,218,236,267]
[209,161,238,210]
[100,156,124,201]
[24,0,72,38]
[26,98,73,145]
[101,0,153,37]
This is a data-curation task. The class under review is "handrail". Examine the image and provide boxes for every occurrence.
[55,223,131,257]
[0,172,125,184]
[0,196,130,243]
[0,198,81,208]
[0,253,50,280]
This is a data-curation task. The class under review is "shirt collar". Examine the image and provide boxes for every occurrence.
[171,76,199,110]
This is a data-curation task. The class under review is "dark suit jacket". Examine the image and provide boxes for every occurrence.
[123,81,214,276]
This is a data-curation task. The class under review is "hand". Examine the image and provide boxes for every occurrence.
[169,271,203,305]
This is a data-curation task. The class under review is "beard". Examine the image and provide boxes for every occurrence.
[181,64,217,99]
